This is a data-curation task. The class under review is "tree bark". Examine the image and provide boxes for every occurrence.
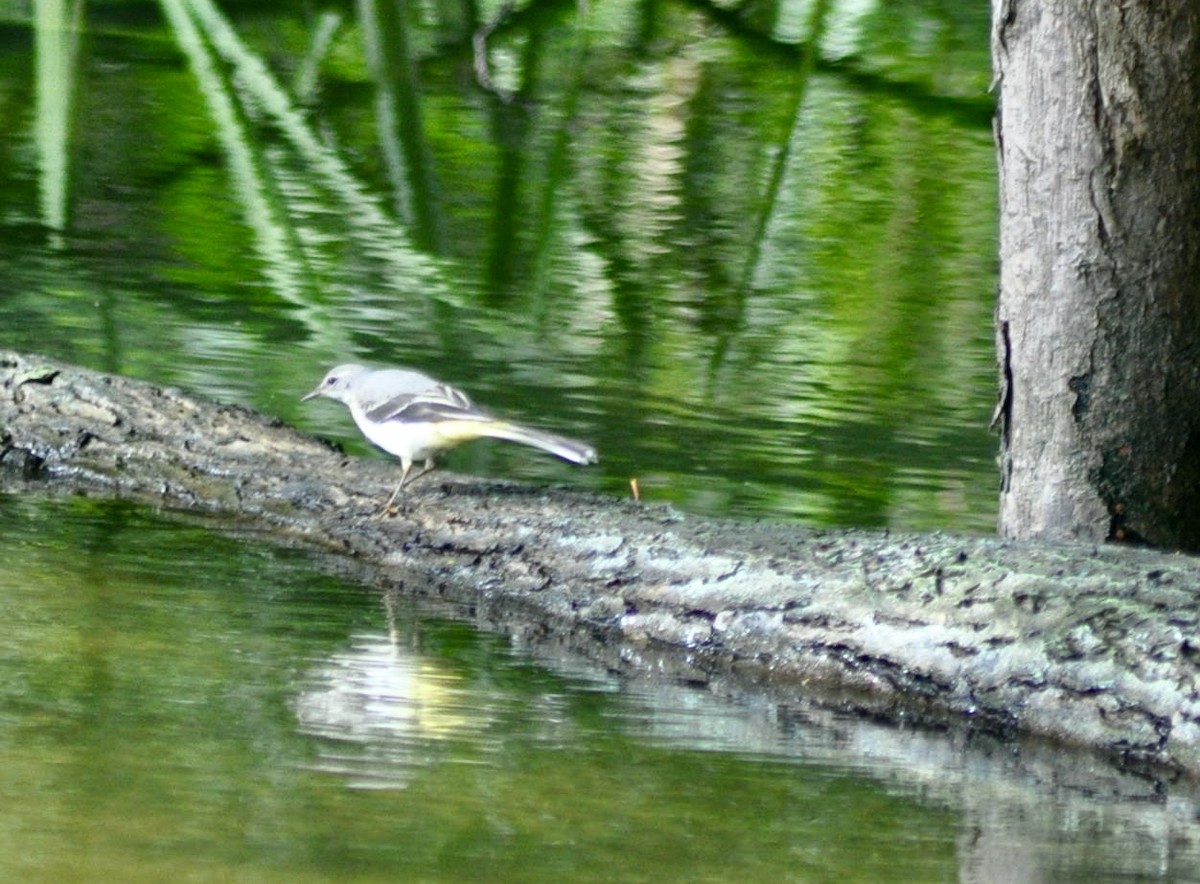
[993,1,1200,549]
[4,350,1200,777]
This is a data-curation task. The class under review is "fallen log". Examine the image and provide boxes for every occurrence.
[3,349,1199,777]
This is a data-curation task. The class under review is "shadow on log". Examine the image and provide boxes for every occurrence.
[3,350,1200,778]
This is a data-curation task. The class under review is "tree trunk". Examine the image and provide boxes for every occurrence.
[5,350,1200,777]
[992,1,1200,549]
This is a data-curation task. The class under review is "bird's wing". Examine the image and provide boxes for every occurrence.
[363,381,489,424]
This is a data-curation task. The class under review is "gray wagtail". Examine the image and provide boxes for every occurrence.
[304,364,598,510]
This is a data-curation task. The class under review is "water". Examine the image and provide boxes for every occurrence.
[2,494,1198,881]
[1,0,997,531]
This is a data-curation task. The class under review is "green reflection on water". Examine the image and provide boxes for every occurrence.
[0,0,997,532]
[0,495,959,881]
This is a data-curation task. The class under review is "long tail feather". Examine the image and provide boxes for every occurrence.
[482,421,598,464]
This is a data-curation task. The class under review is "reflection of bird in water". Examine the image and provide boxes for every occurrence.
[293,626,481,787]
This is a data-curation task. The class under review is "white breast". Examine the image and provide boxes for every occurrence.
[349,402,453,462]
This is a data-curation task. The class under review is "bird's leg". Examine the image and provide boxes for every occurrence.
[380,458,439,516]
[404,457,438,488]
[379,459,413,517]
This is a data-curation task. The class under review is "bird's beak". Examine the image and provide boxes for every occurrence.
[301,387,322,402]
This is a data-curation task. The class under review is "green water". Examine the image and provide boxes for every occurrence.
[1,0,996,530]
[4,494,1198,882]
[0,495,955,881]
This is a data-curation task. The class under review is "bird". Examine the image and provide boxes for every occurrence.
[303,363,598,511]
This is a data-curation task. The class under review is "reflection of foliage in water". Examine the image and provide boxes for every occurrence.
[2,0,996,530]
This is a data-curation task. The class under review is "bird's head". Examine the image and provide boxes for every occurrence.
[302,364,369,404]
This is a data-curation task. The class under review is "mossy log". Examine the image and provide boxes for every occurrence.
[3,350,1199,777]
